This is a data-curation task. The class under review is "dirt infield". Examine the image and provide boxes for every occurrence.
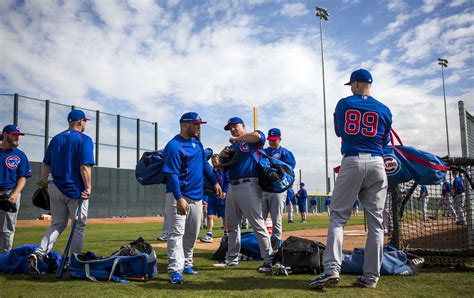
[16,216,164,228]
[152,225,369,251]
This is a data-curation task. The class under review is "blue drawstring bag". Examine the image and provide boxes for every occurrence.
[135,150,166,185]
[251,148,295,193]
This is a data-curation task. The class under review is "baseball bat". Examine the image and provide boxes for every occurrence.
[56,199,83,279]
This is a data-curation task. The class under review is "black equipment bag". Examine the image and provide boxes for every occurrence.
[273,236,325,274]
[32,187,50,210]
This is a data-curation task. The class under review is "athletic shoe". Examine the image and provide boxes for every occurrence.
[221,234,229,243]
[157,235,168,241]
[258,262,272,273]
[200,225,208,230]
[213,260,239,268]
[183,266,198,275]
[288,220,295,223]
[355,276,377,288]
[200,235,214,243]
[28,254,41,280]
[308,274,340,289]
[169,271,184,284]
[302,220,307,223]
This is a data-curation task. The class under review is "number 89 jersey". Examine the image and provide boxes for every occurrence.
[333,94,392,157]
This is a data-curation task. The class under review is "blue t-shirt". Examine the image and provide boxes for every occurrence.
[297,189,307,203]
[163,135,216,201]
[452,177,465,194]
[334,94,392,157]
[442,181,452,196]
[228,130,266,180]
[208,168,230,206]
[0,147,32,189]
[44,130,94,199]
[264,146,296,169]
[309,197,317,205]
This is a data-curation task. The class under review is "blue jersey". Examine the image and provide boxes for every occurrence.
[309,197,317,205]
[0,147,32,189]
[163,135,216,201]
[44,130,95,199]
[334,94,392,157]
[442,181,452,196]
[264,146,296,169]
[208,168,230,206]
[297,189,307,203]
[228,130,265,180]
[452,177,465,194]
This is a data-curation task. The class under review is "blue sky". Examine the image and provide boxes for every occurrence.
[0,0,472,193]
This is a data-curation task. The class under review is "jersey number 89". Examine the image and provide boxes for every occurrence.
[344,110,378,137]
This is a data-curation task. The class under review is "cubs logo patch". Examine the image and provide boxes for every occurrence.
[273,153,281,159]
[384,155,400,176]
[239,142,250,152]
[5,155,21,169]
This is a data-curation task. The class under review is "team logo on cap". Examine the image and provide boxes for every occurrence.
[5,155,21,169]
[239,142,250,152]
[273,153,281,159]
[384,155,400,175]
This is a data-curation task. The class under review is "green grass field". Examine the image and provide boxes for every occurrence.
[1,216,472,297]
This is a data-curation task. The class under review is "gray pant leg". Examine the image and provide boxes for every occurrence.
[183,199,202,268]
[323,156,364,276]
[166,193,186,274]
[225,185,242,263]
[0,191,20,253]
[287,203,293,221]
[454,193,466,222]
[422,197,428,221]
[35,183,88,259]
[162,211,170,237]
[262,192,271,220]
[236,181,273,262]
[358,157,387,284]
[264,191,286,240]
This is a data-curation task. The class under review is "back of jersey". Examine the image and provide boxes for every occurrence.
[334,94,392,157]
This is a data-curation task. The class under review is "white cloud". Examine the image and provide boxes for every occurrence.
[363,15,373,25]
[421,0,443,13]
[279,3,307,18]
[388,0,406,11]
[450,0,469,7]
[369,13,411,44]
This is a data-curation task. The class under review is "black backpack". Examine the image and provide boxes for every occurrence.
[273,236,325,274]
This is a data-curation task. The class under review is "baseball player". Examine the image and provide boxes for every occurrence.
[309,69,392,289]
[352,198,360,216]
[200,155,230,243]
[418,185,429,222]
[310,196,318,215]
[0,125,32,253]
[213,117,274,272]
[452,171,466,225]
[262,128,296,246]
[201,195,208,230]
[163,112,222,284]
[296,183,308,223]
[286,187,297,223]
[325,196,332,216]
[29,110,94,279]
[433,177,454,220]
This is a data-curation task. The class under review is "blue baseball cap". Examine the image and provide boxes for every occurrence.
[68,109,91,122]
[344,69,373,85]
[300,182,305,186]
[1,124,25,137]
[224,117,244,131]
[179,112,207,124]
[267,128,281,141]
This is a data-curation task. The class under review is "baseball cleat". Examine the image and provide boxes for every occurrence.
[28,254,41,280]
[157,235,168,242]
[213,260,239,268]
[183,266,199,275]
[288,220,295,223]
[355,276,377,288]
[308,274,340,290]
[200,235,214,243]
[169,271,184,284]
[258,262,272,273]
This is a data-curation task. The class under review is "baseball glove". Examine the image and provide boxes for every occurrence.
[0,193,17,213]
[271,262,289,276]
[32,187,51,210]
[218,147,238,171]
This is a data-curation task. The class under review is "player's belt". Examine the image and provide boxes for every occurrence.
[0,187,11,191]
[230,178,252,186]
[343,152,383,157]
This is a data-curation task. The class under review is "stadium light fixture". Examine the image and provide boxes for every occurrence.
[315,6,330,194]
[438,57,450,156]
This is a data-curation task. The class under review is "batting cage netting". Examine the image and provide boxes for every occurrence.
[386,157,473,267]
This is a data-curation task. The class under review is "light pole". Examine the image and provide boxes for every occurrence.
[315,6,330,194]
[438,58,450,156]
